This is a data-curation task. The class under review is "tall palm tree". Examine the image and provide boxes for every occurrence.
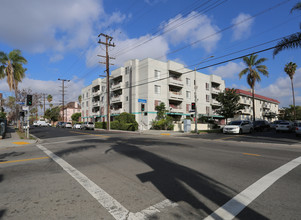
[47,94,53,108]
[78,95,82,104]
[273,1,301,56]
[0,49,27,98]
[284,62,297,120]
[239,54,269,123]
[0,49,27,126]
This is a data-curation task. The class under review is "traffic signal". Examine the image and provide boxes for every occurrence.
[191,103,195,110]
[141,103,145,112]
[26,95,32,106]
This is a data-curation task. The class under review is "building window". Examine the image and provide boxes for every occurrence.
[206,106,210,114]
[155,85,161,94]
[101,96,104,102]
[86,101,89,107]
[125,67,129,75]
[126,96,128,101]
[186,78,191,86]
[206,83,209,90]
[86,110,88,117]
[102,86,105,92]
[82,94,84,99]
[155,70,160,79]
[126,81,129,88]
[154,100,161,109]
[86,92,88,98]
[206,95,210,102]
[82,102,84,108]
[186,104,190,112]
[186,91,191,99]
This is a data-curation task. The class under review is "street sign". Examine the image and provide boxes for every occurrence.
[16,102,25,105]
[138,99,147,103]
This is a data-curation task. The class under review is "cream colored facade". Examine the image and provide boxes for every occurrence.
[232,89,279,121]
[81,58,226,129]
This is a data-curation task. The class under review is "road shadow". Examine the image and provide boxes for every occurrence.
[105,137,269,219]
[0,209,6,220]
[54,145,97,157]
[0,174,3,183]
[0,152,25,162]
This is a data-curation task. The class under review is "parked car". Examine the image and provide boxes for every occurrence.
[35,120,49,127]
[223,120,253,134]
[253,120,270,132]
[33,121,39,127]
[295,122,301,137]
[270,120,282,129]
[275,121,294,132]
[61,122,67,128]
[73,123,83,129]
[65,122,72,128]
[83,122,95,130]
[56,121,64,128]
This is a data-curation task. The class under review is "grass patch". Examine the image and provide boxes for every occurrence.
[16,130,36,140]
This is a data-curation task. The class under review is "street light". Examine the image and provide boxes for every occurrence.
[194,55,214,134]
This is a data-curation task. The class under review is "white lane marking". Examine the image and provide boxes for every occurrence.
[36,144,129,219]
[36,144,177,220]
[204,156,301,220]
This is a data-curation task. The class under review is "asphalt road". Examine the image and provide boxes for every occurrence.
[1,127,301,219]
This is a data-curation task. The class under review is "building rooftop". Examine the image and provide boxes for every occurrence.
[230,88,280,104]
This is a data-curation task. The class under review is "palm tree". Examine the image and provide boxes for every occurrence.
[273,1,301,56]
[239,54,269,123]
[284,62,297,120]
[0,49,27,98]
[47,94,53,108]
[78,95,82,104]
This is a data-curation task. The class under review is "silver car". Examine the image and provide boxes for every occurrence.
[223,120,253,134]
[295,122,301,137]
[276,121,294,132]
[83,122,95,130]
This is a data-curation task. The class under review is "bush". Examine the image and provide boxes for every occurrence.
[151,117,174,130]
[95,122,106,129]
[110,121,120,130]
[110,113,138,131]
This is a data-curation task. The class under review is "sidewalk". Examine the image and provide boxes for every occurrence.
[0,126,37,149]
[95,128,194,136]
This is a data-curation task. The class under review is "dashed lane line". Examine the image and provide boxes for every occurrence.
[36,144,177,220]
[0,156,49,164]
[204,156,301,220]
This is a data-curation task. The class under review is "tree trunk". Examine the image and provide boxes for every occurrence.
[291,78,296,121]
[252,87,255,125]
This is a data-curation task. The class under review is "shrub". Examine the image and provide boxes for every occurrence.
[95,122,106,129]
[110,121,120,130]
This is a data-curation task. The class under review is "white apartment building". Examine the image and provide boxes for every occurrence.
[81,58,225,129]
[232,89,279,121]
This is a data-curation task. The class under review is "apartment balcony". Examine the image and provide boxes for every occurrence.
[168,77,183,87]
[111,95,123,103]
[240,100,251,106]
[211,99,220,106]
[168,91,183,101]
[92,90,101,97]
[111,108,122,115]
[169,104,183,113]
[92,111,100,116]
[262,104,271,109]
[211,87,221,95]
[93,101,100,106]
[111,82,123,91]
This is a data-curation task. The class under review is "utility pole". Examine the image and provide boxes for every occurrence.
[98,33,115,130]
[194,68,198,134]
[58,78,70,122]
[43,93,46,117]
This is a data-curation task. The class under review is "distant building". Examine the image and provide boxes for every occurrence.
[81,58,226,129]
[60,102,81,122]
[231,89,279,121]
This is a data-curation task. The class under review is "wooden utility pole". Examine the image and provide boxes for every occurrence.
[58,78,70,122]
[43,93,46,117]
[98,33,115,130]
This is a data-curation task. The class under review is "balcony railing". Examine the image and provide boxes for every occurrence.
[211,99,220,106]
[92,111,100,116]
[211,87,220,94]
[92,90,101,96]
[168,77,183,87]
[111,109,122,114]
[111,82,123,90]
[168,91,183,100]
[111,95,122,103]
[93,101,100,106]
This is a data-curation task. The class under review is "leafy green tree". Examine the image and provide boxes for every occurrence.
[47,94,53,108]
[78,95,82,104]
[273,1,301,56]
[0,112,6,119]
[284,62,297,120]
[44,106,60,123]
[155,102,168,120]
[215,88,245,124]
[279,105,301,121]
[239,54,268,123]
[71,112,81,122]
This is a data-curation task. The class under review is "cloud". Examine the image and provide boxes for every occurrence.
[256,68,301,107]
[50,54,64,63]
[0,77,84,106]
[162,12,221,52]
[86,33,169,67]
[0,0,103,53]
[231,13,254,40]
[209,61,245,78]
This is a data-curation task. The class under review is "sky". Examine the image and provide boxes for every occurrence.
[0,0,301,109]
